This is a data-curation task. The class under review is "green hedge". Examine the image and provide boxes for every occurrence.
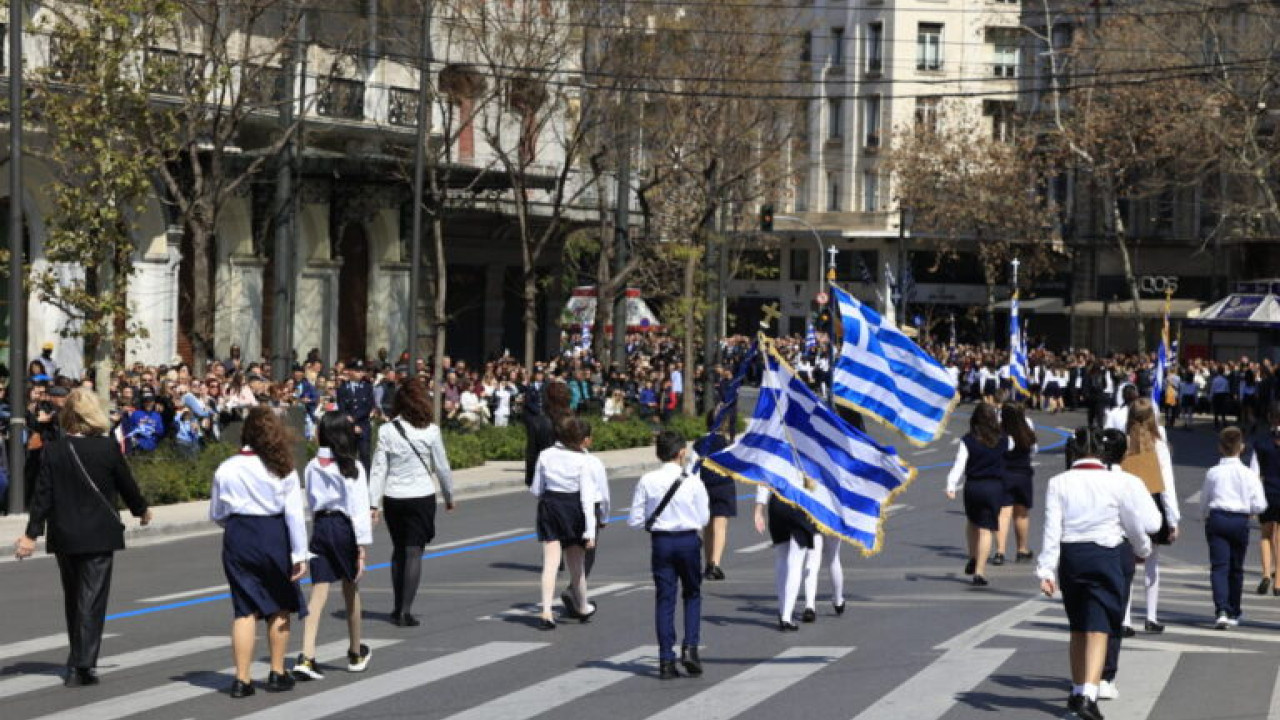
[129,412,721,503]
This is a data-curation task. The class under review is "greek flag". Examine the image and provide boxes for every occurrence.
[1152,299,1171,404]
[805,320,817,355]
[703,346,915,555]
[580,322,592,351]
[830,284,958,446]
[1009,292,1030,398]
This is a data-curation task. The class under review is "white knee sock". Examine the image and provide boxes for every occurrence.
[802,537,820,610]
[823,537,845,603]
[777,540,806,619]
[1146,548,1160,622]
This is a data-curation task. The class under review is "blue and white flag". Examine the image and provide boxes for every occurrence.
[703,345,915,555]
[805,320,818,356]
[1152,295,1172,404]
[1008,292,1030,398]
[580,322,592,351]
[830,284,958,446]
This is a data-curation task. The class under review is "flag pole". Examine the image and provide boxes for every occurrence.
[825,246,838,404]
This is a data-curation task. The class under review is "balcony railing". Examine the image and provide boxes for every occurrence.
[317,77,365,120]
[992,63,1018,78]
[244,66,288,107]
[388,86,419,127]
[148,49,202,96]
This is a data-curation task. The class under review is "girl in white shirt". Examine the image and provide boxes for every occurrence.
[531,418,603,629]
[292,414,374,681]
[209,407,309,699]
[1118,399,1180,635]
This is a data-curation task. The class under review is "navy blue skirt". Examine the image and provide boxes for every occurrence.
[1261,493,1280,524]
[963,478,1003,530]
[706,480,738,518]
[1059,542,1129,634]
[537,491,587,547]
[309,512,359,584]
[1002,470,1035,509]
[222,514,307,619]
[768,496,815,549]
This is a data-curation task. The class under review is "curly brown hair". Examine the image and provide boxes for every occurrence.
[392,377,434,428]
[545,380,572,424]
[243,406,295,478]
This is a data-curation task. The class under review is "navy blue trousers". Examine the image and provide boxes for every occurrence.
[651,531,702,662]
[1206,510,1250,617]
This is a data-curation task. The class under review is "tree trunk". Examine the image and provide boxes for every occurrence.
[189,223,215,374]
[594,281,613,364]
[1103,182,1146,354]
[681,243,700,417]
[522,269,539,373]
[431,215,447,422]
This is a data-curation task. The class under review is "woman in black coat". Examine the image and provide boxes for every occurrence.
[14,388,151,687]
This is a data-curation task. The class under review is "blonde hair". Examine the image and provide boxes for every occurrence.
[1125,398,1161,457]
[61,388,112,436]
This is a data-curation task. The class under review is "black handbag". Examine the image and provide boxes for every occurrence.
[1150,492,1173,545]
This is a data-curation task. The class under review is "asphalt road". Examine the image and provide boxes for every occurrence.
[1,408,1272,720]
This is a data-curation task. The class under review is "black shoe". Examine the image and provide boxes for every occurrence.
[704,566,716,580]
[991,553,1006,566]
[1273,584,1280,597]
[778,618,800,632]
[398,613,420,627]
[680,645,703,677]
[292,653,324,680]
[230,678,255,698]
[709,564,725,581]
[801,607,817,623]
[1121,625,1137,638]
[347,644,372,673]
[972,575,989,587]
[265,670,295,692]
[1079,697,1106,720]
[1016,550,1034,563]
[577,601,598,623]
[833,600,846,616]
[659,660,680,680]
[1067,694,1085,715]
[1145,620,1165,634]
[1259,576,1273,595]
[561,590,579,617]
[538,617,556,631]
[64,667,98,688]
[963,558,976,575]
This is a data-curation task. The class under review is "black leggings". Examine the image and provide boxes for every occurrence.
[390,545,424,616]
[57,552,114,669]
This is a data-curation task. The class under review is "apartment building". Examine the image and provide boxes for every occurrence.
[730,0,1022,340]
[1,0,590,376]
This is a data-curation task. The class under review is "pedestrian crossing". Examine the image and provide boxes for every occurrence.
[11,570,1280,719]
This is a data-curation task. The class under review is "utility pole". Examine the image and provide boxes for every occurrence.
[897,204,908,328]
[271,6,303,381]
[7,0,25,514]
[408,0,433,376]
[701,197,722,414]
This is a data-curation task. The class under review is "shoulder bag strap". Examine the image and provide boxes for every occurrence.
[66,441,124,527]
[392,420,437,480]
[644,470,686,532]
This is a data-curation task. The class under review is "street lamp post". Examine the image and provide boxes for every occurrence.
[774,215,837,402]
[7,0,24,514]
[774,214,829,293]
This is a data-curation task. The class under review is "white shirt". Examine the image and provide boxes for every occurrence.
[1202,457,1267,518]
[369,419,454,507]
[531,444,604,540]
[671,369,684,394]
[304,449,374,546]
[1036,460,1163,583]
[629,462,710,533]
[943,426,1037,494]
[1103,406,1169,441]
[210,452,309,564]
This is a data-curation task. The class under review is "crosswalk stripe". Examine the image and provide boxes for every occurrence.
[232,641,548,720]
[138,584,230,603]
[1035,618,1280,645]
[26,638,403,720]
[0,633,118,663]
[1268,665,1280,719]
[850,647,1014,720]
[998,627,1258,654]
[645,646,853,720]
[437,646,654,720]
[477,583,635,620]
[1109,649,1181,719]
[735,541,773,554]
[0,636,225,700]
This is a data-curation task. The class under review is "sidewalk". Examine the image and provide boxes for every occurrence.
[0,446,662,552]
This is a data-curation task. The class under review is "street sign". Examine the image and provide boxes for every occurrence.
[815,292,829,305]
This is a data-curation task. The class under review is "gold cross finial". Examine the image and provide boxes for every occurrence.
[760,302,782,329]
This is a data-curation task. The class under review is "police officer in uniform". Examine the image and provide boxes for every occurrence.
[337,360,376,471]
[629,430,710,680]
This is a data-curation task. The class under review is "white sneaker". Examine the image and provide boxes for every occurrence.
[1227,616,1241,628]
[1214,613,1230,630]
[1098,680,1119,700]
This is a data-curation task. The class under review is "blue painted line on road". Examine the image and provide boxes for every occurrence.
[105,420,1074,622]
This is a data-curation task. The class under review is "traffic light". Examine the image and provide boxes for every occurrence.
[760,203,774,232]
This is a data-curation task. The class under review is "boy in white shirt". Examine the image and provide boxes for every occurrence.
[1202,426,1268,629]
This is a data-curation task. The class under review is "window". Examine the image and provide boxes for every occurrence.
[318,77,366,120]
[828,173,841,212]
[914,96,941,132]
[863,172,880,212]
[834,250,878,283]
[984,100,1016,142]
[828,98,843,139]
[831,27,845,66]
[790,248,811,281]
[1155,190,1175,232]
[801,31,812,62]
[864,94,881,147]
[991,30,1020,78]
[866,22,884,74]
[388,87,420,127]
[917,23,943,71]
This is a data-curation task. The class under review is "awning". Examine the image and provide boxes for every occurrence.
[1185,293,1280,329]
[992,297,1066,313]
[1065,299,1203,318]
